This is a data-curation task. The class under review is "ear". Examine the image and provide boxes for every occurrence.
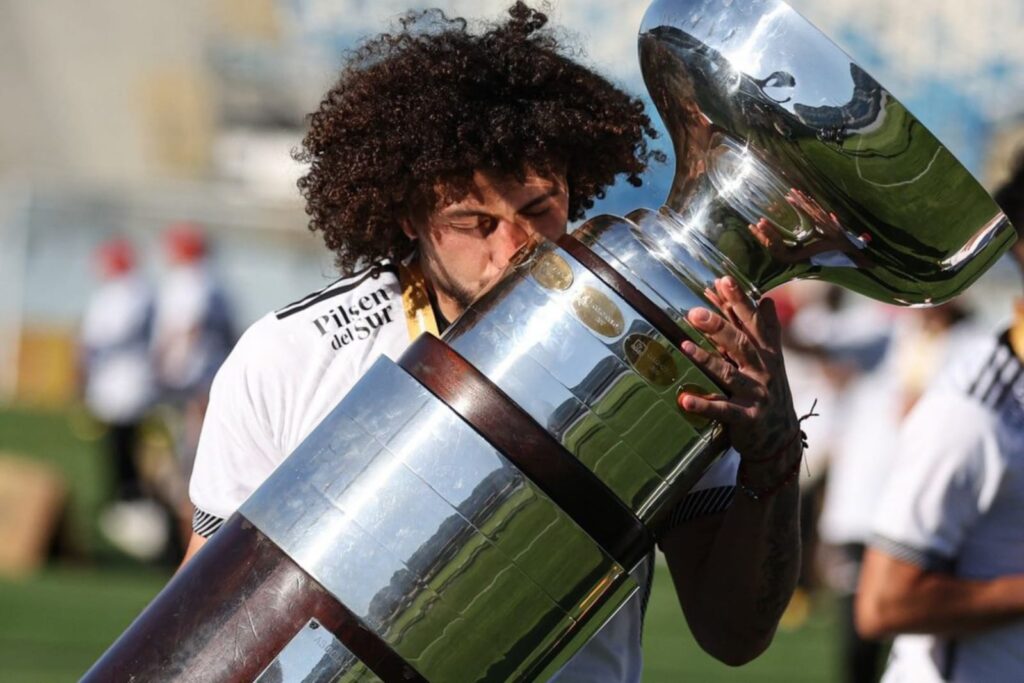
[400,218,418,241]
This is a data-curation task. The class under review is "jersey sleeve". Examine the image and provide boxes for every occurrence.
[869,390,1003,570]
[188,317,285,531]
[662,447,739,529]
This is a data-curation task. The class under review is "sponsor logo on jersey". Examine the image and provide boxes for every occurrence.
[312,287,396,350]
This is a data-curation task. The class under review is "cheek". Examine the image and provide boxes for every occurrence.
[537,208,569,241]
[544,196,571,237]
[432,232,491,277]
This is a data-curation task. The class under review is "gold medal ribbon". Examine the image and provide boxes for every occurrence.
[399,259,440,340]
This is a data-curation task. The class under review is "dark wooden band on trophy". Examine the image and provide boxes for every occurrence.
[397,333,653,571]
[81,515,425,683]
[557,233,688,349]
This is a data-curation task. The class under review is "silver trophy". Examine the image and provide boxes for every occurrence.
[84,0,1013,681]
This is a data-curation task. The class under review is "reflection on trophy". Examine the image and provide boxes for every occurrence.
[83,0,1014,681]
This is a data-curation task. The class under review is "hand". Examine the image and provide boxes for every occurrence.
[786,188,842,238]
[678,277,800,476]
[748,190,874,269]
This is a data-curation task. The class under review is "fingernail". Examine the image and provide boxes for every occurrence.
[679,394,695,410]
[690,309,711,323]
[681,341,696,355]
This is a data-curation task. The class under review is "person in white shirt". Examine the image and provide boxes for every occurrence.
[182,4,804,680]
[81,238,155,464]
[152,222,235,479]
[153,223,234,403]
[856,158,1024,682]
[80,237,165,560]
[819,301,980,683]
[151,222,236,549]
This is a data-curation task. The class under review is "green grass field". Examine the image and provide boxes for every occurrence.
[0,405,842,682]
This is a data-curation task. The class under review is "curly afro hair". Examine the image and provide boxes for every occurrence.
[295,1,664,273]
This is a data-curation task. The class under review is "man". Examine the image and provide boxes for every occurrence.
[152,223,235,413]
[152,222,236,548]
[80,237,165,561]
[855,159,1024,681]
[183,3,802,679]
[152,222,235,475]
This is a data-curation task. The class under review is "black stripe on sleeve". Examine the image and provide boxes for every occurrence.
[192,508,226,538]
[968,331,1024,408]
[275,263,398,320]
[663,485,735,531]
[868,534,956,573]
[274,260,381,315]
[993,363,1024,408]
[967,343,1002,398]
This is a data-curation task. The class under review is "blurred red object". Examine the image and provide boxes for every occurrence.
[163,222,207,264]
[765,289,797,328]
[96,238,136,279]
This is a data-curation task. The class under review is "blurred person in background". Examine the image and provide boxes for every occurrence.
[79,237,166,561]
[179,4,804,679]
[781,285,892,680]
[818,298,979,683]
[766,282,847,628]
[856,157,1024,682]
[152,222,236,544]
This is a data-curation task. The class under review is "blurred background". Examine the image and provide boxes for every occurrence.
[2,0,1024,681]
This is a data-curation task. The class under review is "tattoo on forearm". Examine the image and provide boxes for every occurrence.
[755,486,800,620]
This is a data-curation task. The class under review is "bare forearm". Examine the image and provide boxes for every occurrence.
[857,550,1024,639]
[668,278,804,664]
[662,476,801,665]
[177,532,208,574]
[704,482,800,654]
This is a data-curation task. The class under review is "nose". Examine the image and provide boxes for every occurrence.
[494,218,534,262]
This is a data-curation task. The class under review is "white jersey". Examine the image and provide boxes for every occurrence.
[80,273,156,424]
[153,262,235,394]
[190,260,737,683]
[820,318,984,549]
[870,331,1024,683]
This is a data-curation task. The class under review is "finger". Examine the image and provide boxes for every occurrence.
[702,286,725,310]
[785,194,807,212]
[718,277,781,355]
[677,391,743,424]
[717,277,767,348]
[685,306,730,359]
[754,221,791,259]
[680,340,752,396]
[749,222,772,249]
[756,218,785,241]
[713,278,743,329]
[686,305,761,370]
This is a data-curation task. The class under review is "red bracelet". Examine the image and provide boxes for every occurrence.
[736,400,818,500]
[737,455,802,501]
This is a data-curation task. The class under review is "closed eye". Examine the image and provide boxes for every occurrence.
[446,216,497,233]
[520,204,552,218]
